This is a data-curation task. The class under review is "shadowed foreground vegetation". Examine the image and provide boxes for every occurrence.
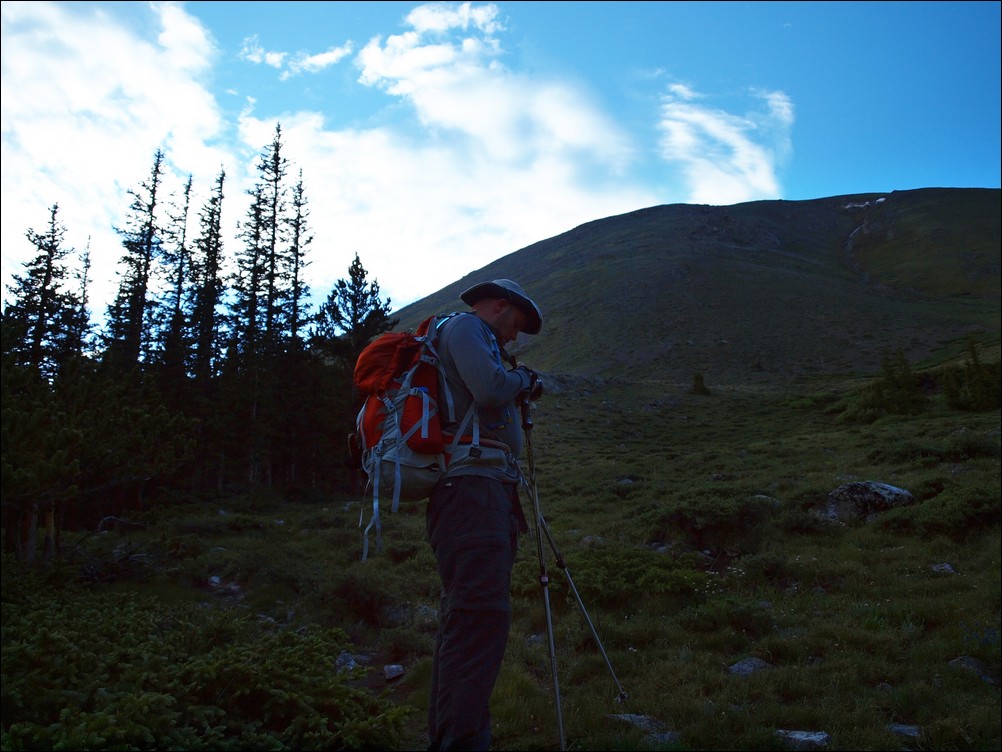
[3,340,999,750]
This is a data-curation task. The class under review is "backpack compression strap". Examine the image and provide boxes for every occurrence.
[359,401,477,561]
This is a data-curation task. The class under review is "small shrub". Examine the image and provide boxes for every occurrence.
[838,349,928,423]
[875,485,1001,541]
[642,494,777,555]
[773,506,833,536]
[380,626,434,662]
[741,550,794,586]
[318,565,395,626]
[941,428,1001,460]
[691,372,712,395]
[939,337,1001,411]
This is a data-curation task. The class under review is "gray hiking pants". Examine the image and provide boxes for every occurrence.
[426,475,522,751]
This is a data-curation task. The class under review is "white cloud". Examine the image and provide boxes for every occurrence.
[240,33,353,80]
[2,0,796,321]
[239,35,286,68]
[354,6,632,170]
[157,1,215,73]
[286,43,354,78]
[667,82,700,101]
[1,0,229,314]
[406,2,504,36]
[657,85,794,205]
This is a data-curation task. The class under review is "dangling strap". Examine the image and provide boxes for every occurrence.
[363,398,455,560]
[360,445,382,560]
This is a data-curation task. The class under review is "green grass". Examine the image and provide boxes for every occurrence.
[3,361,1000,750]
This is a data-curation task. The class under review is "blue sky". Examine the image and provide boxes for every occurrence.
[2,1,999,316]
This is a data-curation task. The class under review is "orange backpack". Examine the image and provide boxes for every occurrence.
[353,312,475,557]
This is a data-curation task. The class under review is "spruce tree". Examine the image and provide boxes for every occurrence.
[66,238,94,358]
[2,204,87,381]
[313,253,398,368]
[104,149,167,368]
[190,168,227,386]
[285,170,313,347]
[309,254,397,492]
[232,183,267,357]
[156,173,194,387]
[259,122,289,352]
[227,125,319,485]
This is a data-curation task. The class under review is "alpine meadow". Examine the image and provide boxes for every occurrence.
[2,178,1000,749]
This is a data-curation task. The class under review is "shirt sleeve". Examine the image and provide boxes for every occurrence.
[444,314,529,407]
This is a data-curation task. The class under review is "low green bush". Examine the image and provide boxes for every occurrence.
[640,493,778,555]
[676,594,776,639]
[837,349,928,423]
[1,565,410,750]
[938,338,1001,411]
[875,485,1002,541]
[511,545,707,614]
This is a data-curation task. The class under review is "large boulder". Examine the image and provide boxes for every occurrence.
[824,481,914,522]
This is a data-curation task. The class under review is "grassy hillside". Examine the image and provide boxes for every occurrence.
[394,188,1000,385]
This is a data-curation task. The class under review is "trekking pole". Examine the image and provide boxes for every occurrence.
[519,379,566,752]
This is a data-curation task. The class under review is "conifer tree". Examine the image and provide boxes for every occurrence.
[1,205,93,562]
[2,204,86,380]
[104,149,167,368]
[259,123,289,352]
[190,168,227,385]
[66,238,94,357]
[313,253,398,368]
[228,125,319,485]
[228,179,272,483]
[157,174,194,385]
[307,254,396,491]
[285,170,313,347]
[232,183,267,357]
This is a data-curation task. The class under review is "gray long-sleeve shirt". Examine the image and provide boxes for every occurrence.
[435,312,531,482]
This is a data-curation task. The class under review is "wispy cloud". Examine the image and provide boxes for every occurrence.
[406,1,505,35]
[355,3,633,169]
[286,44,354,78]
[239,35,287,68]
[239,33,354,80]
[657,84,794,205]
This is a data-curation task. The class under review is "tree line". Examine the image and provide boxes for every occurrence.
[1,124,397,565]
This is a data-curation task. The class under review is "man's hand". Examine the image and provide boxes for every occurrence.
[514,364,544,401]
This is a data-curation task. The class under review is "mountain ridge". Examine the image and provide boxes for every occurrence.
[392,187,1000,385]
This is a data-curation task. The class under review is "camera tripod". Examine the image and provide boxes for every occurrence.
[519,381,628,751]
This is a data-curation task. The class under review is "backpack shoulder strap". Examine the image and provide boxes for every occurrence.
[422,311,468,422]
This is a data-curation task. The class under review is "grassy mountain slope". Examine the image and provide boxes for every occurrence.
[394,188,1000,385]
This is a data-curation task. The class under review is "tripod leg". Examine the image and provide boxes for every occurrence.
[536,557,566,751]
[538,515,629,703]
[524,428,567,751]
[519,391,627,749]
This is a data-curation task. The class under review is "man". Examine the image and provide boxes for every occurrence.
[426,278,543,751]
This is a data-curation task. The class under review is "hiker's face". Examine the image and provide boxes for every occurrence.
[495,302,528,346]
